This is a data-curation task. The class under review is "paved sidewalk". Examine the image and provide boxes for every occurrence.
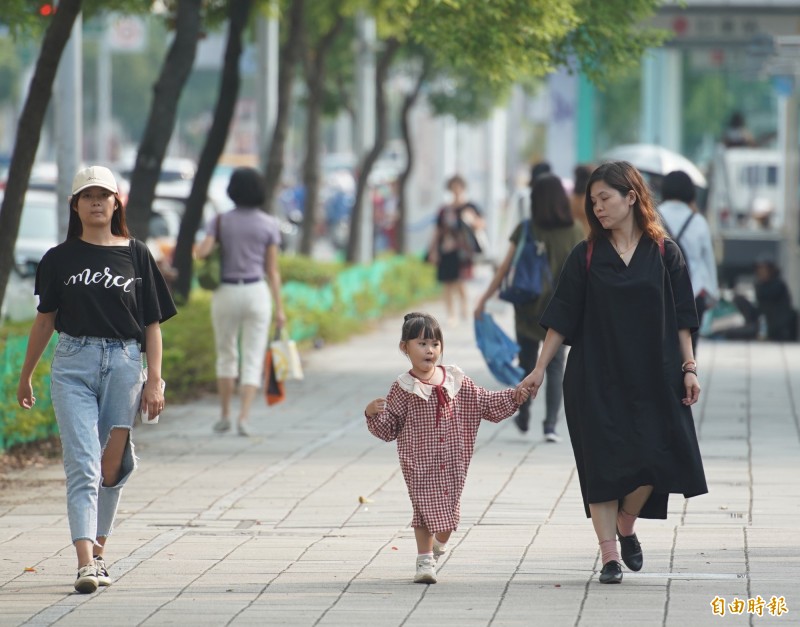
[1,269,799,626]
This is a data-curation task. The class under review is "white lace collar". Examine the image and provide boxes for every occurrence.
[396,365,464,401]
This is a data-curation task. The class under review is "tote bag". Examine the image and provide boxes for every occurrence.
[264,349,285,406]
[270,329,304,382]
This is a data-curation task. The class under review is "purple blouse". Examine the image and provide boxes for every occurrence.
[206,207,282,281]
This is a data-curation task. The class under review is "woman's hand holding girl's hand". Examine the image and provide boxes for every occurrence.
[682,372,700,406]
[142,378,166,418]
[365,397,386,418]
[515,386,530,404]
[514,368,544,404]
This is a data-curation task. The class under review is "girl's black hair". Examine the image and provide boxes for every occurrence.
[400,312,443,344]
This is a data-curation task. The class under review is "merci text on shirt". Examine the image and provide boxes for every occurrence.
[64,267,136,292]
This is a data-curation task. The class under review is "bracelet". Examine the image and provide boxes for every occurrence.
[681,360,697,370]
[683,368,697,376]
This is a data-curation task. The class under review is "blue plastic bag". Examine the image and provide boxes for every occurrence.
[474,313,526,386]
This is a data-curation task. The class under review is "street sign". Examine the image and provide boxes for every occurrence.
[107,16,146,53]
[652,12,800,48]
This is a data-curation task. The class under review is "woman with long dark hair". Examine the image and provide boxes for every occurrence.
[475,173,584,441]
[17,166,176,593]
[514,161,707,584]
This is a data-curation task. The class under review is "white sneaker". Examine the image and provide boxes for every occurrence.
[414,555,437,584]
[94,556,112,587]
[74,563,98,594]
[432,539,448,561]
[545,431,562,443]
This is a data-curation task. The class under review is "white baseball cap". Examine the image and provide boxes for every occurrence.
[71,165,119,195]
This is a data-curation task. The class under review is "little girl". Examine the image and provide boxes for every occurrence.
[365,312,527,584]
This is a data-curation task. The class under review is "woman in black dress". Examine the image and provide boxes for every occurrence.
[515,161,707,584]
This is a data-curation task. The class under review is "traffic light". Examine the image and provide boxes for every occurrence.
[38,3,55,17]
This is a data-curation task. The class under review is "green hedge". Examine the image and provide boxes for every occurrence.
[0,254,439,451]
[0,335,58,451]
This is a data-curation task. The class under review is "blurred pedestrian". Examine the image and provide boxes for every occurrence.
[195,167,286,436]
[571,164,594,237]
[754,256,798,341]
[529,161,552,186]
[514,161,707,584]
[365,312,526,584]
[723,111,756,148]
[474,173,584,442]
[16,165,177,593]
[428,175,485,325]
[658,170,719,353]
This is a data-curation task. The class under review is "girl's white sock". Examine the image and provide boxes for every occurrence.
[418,551,433,558]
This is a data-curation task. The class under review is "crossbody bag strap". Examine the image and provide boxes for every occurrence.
[674,212,695,243]
[129,239,147,353]
[510,220,529,267]
[585,239,594,270]
[216,213,224,274]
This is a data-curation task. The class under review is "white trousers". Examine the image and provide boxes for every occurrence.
[211,281,272,387]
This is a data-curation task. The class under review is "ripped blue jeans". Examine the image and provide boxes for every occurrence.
[50,334,143,544]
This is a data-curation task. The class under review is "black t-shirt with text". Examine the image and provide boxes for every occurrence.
[35,238,177,342]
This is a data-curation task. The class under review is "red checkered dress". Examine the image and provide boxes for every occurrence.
[366,365,519,533]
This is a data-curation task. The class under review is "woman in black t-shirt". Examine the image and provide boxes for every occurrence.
[16,166,176,594]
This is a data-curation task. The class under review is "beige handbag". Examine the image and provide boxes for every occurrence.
[270,328,304,382]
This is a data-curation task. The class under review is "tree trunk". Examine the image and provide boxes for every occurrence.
[263,0,305,215]
[124,0,202,241]
[299,78,323,255]
[0,0,82,315]
[299,15,345,256]
[345,38,400,263]
[396,63,429,255]
[171,0,253,302]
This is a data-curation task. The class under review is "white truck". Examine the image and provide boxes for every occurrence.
[705,146,783,287]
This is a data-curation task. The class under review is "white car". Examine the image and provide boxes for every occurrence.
[0,189,59,321]
[0,189,60,278]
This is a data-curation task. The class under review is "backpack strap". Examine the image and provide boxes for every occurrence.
[674,213,695,243]
[511,220,529,266]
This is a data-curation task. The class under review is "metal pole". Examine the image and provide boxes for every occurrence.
[640,49,661,144]
[354,12,375,263]
[661,48,683,153]
[54,14,83,241]
[484,107,506,263]
[96,15,112,162]
[257,3,279,170]
[778,92,800,309]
